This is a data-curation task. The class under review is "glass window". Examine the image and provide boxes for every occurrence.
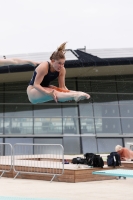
[77,79,91,104]
[91,76,115,81]
[62,105,79,134]
[63,136,81,154]
[77,79,91,93]
[5,82,28,91]
[0,118,3,135]
[4,118,33,134]
[94,104,121,134]
[124,138,133,150]
[62,105,78,116]
[0,84,4,91]
[63,117,78,134]
[117,81,133,93]
[118,94,133,104]
[0,138,3,155]
[0,93,4,103]
[80,118,94,134]
[92,94,118,103]
[5,138,33,155]
[34,138,63,155]
[94,104,120,117]
[5,105,32,117]
[0,105,3,117]
[79,103,93,116]
[79,103,95,134]
[34,105,62,134]
[34,138,62,145]
[119,104,133,117]
[5,92,29,103]
[65,78,76,90]
[81,137,97,154]
[51,78,76,90]
[34,117,62,134]
[4,82,29,103]
[91,79,116,93]
[121,118,133,134]
[117,81,133,103]
[97,138,123,153]
[34,105,61,117]
[95,118,122,134]
[91,79,117,103]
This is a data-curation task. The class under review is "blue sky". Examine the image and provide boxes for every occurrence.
[0,0,133,55]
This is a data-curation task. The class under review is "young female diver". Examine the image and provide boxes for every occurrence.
[26,42,90,104]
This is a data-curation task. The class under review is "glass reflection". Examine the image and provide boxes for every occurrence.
[5,93,29,103]
[34,117,62,134]
[95,118,121,134]
[93,104,119,117]
[62,105,79,134]
[1,76,133,138]
[121,118,133,134]
[0,118,3,134]
[80,117,95,133]
[79,103,94,134]
[0,105,3,117]
[0,93,3,103]
[4,118,33,134]
[34,105,61,117]
[63,117,78,134]
[92,94,118,103]
[5,105,32,117]
[119,104,133,117]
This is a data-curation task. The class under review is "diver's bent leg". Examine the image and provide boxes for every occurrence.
[54,90,90,102]
[27,87,53,104]
[27,86,90,104]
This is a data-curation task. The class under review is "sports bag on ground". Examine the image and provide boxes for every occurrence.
[107,152,121,167]
[84,153,104,168]
[71,157,87,165]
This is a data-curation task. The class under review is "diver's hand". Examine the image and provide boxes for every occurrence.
[48,90,57,103]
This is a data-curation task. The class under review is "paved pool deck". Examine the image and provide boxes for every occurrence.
[0,176,133,200]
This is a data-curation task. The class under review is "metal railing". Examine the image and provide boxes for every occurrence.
[13,143,64,182]
[0,143,13,177]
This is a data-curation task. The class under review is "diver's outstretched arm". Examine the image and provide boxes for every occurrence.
[0,58,40,67]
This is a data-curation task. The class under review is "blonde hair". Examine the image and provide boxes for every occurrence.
[115,145,122,152]
[50,42,67,60]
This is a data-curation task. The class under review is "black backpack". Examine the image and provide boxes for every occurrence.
[84,153,104,168]
[107,152,121,167]
[72,157,87,165]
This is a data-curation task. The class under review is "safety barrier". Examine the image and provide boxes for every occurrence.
[0,143,13,177]
[13,143,64,182]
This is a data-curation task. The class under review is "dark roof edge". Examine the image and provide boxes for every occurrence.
[0,49,133,73]
[75,50,133,67]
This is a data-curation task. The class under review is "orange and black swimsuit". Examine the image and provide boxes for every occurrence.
[29,61,59,87]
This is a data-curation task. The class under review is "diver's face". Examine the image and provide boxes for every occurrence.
[52,59,65,72]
